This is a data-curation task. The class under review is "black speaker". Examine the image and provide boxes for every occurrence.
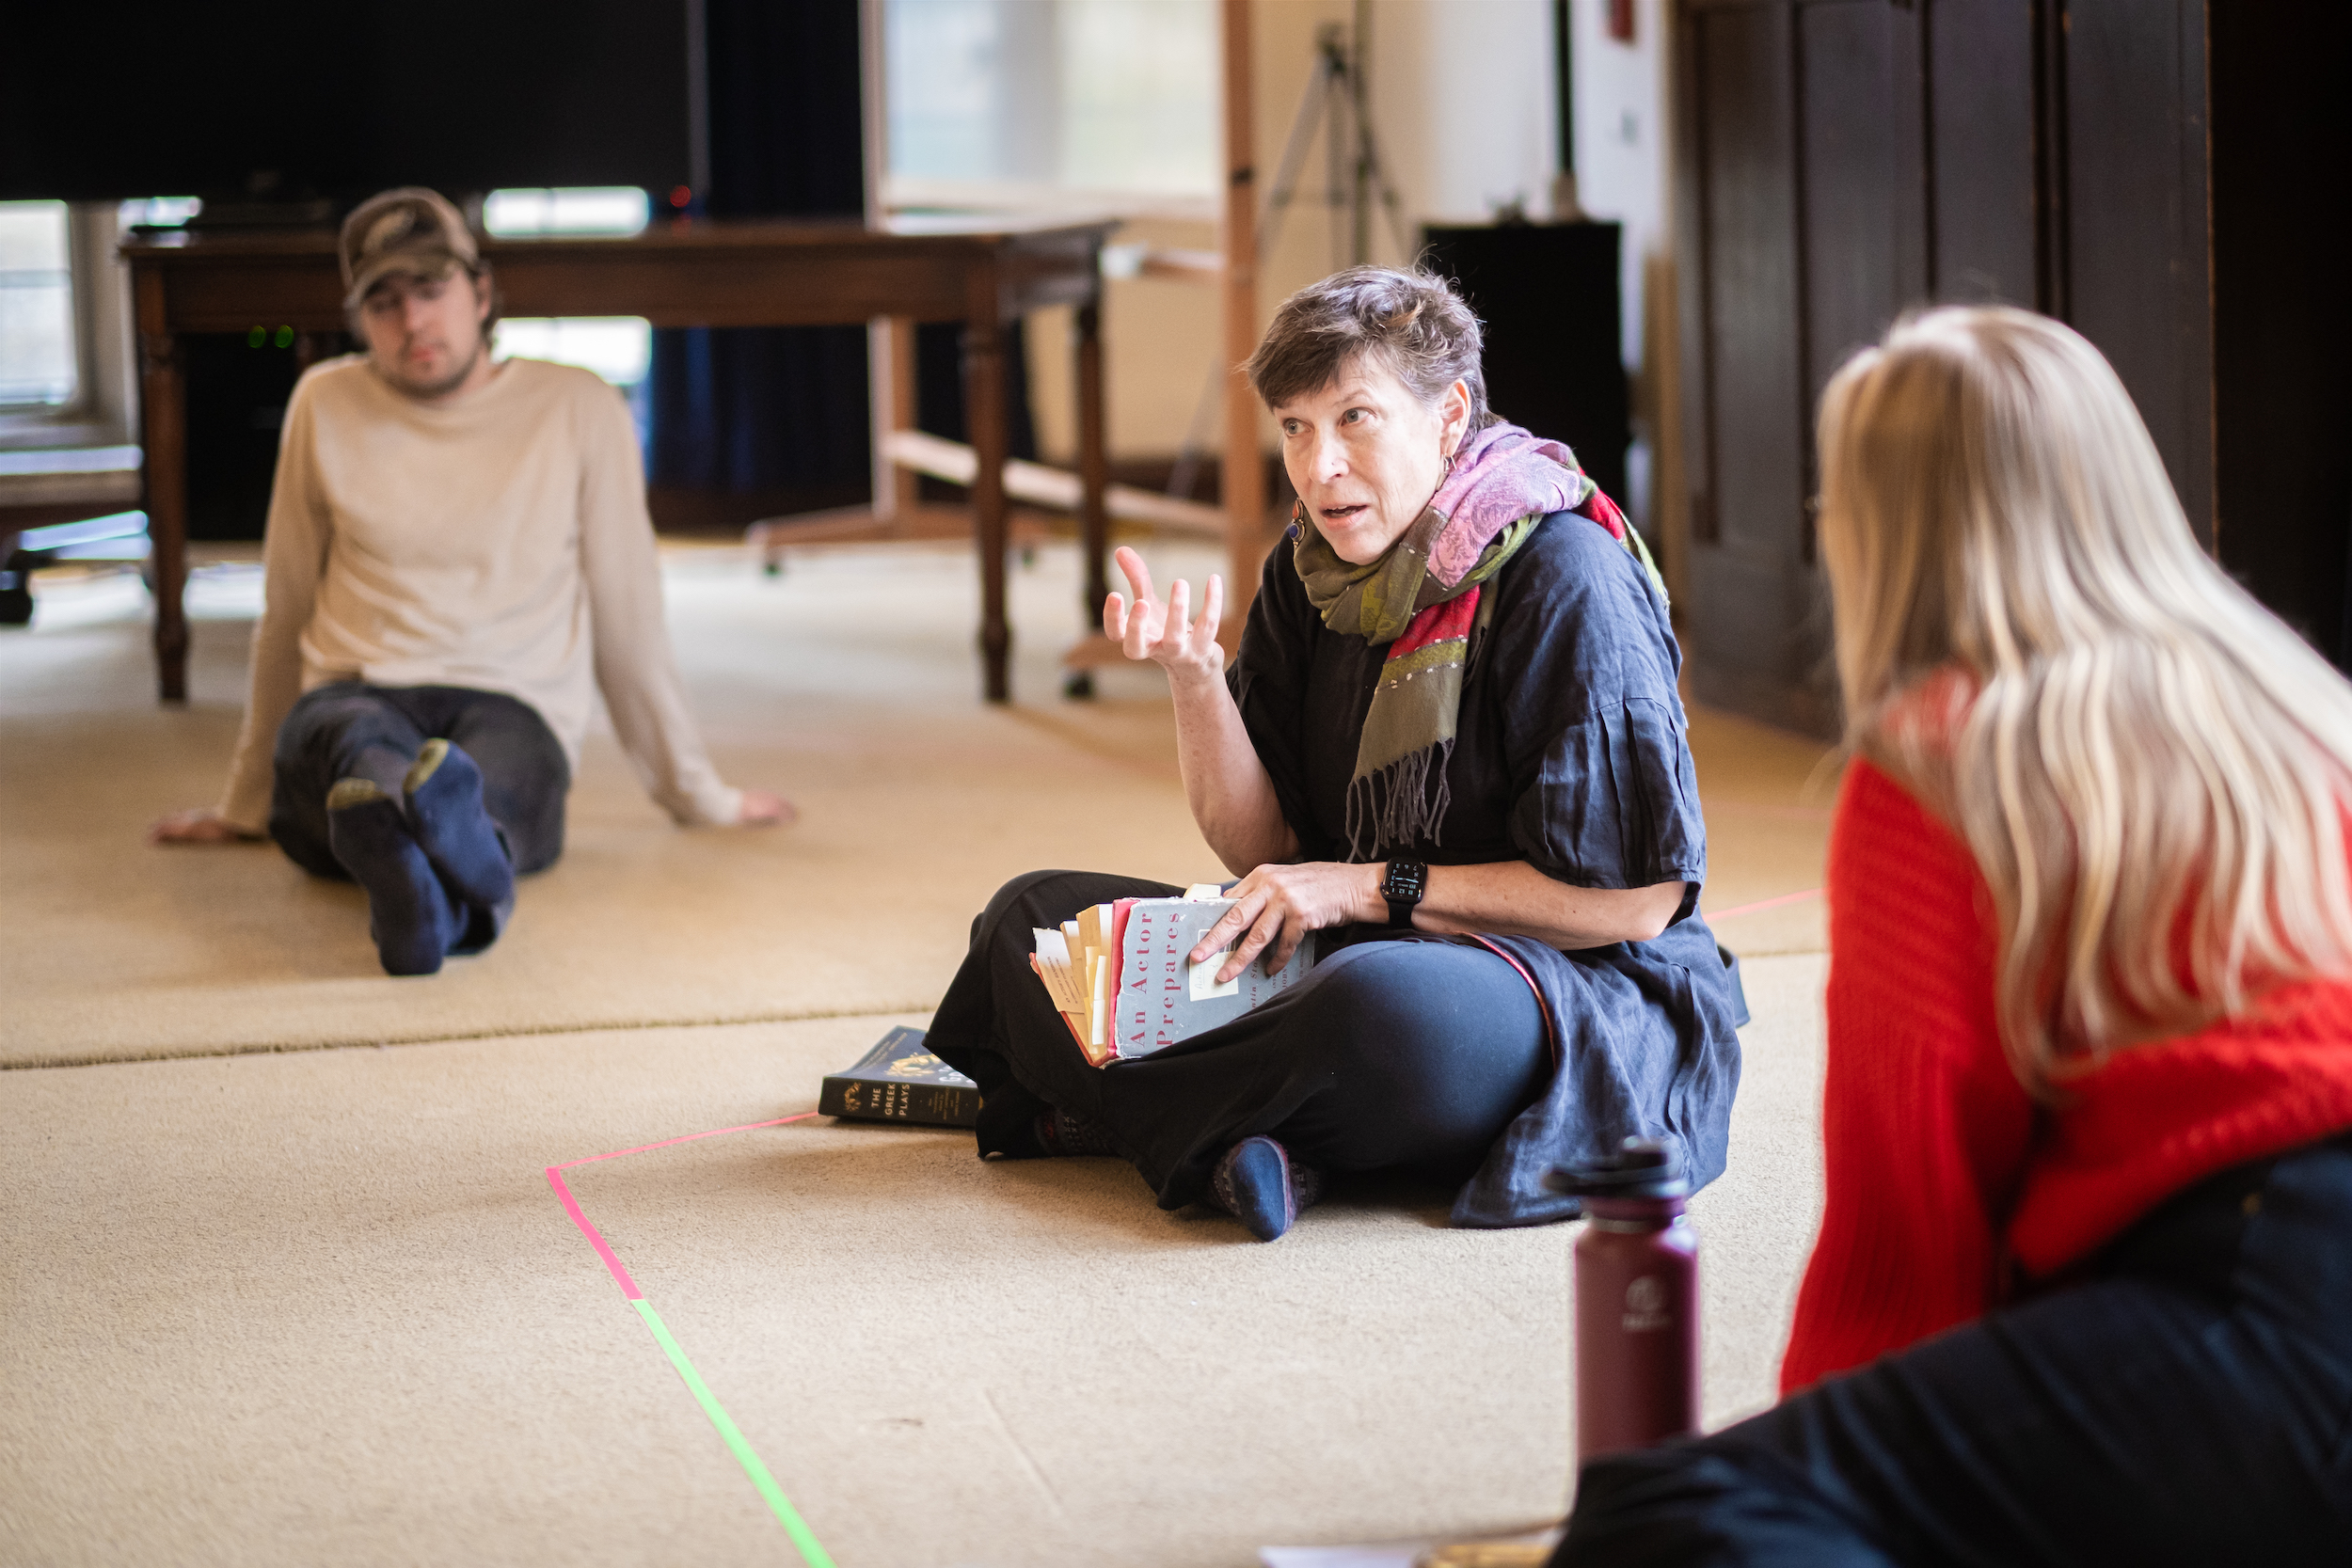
[1420,222,1629,514]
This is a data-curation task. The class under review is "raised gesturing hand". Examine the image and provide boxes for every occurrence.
[1104,546,1225,688]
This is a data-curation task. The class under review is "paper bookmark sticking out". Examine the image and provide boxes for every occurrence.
[1190,950,1241,1001]
[1088,953,1109,1050]
[1030,927,1086,1014]
[1181,884,1239,997]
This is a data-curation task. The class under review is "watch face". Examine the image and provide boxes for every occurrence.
[1384,860,1427,901]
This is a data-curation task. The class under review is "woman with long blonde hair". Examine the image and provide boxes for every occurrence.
[1556,308,2352,1563]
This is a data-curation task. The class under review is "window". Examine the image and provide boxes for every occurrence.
[481,187,650,239]
[883,0,1216,213]
[0,201,77,408]
[495,318,651,389]
[482,188,653,403]
[119,197,203,230]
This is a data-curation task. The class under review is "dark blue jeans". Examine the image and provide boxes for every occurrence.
[268,683,570,880]
[1555,1129,2352,1566]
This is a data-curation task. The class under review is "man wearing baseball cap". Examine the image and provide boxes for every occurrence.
[151,187,790,975]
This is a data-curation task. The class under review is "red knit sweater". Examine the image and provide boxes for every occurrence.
[1779,759,2352,1394]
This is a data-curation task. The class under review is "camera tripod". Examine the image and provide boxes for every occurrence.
[1168,8,1415,502]
[1267,13,1415,276]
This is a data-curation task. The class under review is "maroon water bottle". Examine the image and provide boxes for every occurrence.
[1547,1138,1700,1464]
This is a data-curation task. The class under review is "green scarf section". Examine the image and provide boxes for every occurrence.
[1295,503,1541,646]
[1295,506,1542,855]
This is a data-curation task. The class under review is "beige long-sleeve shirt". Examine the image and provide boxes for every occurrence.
[216,355,741,832]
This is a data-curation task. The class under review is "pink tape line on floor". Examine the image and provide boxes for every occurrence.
[546,1112,819,1300]
[553,1112,822,1172]
[544,1109,834,1567]
[1705,887,1824,921]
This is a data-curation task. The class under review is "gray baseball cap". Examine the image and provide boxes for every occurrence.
[339,187,480,309]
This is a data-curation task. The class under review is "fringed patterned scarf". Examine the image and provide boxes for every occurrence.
[1293,420,1665,858]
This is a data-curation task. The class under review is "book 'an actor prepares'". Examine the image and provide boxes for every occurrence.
[1029,886,1317,1067]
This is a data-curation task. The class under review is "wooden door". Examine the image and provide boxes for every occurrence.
[1673,0,2216,736]
[1675,0,1832,735]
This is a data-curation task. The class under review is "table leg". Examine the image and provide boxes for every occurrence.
[137,312,190,704]
[867,315,919,529]
[963,295,1011,703]
[1074,299,1109,634]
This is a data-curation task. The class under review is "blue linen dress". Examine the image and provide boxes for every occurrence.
[1227,509,1745,1226]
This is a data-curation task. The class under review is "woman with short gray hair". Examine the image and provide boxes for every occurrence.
[925,266,1742,1240]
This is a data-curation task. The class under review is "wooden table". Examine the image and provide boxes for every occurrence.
[119,216,1117,704]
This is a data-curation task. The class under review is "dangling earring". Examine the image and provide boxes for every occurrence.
[1288,498,1309,539]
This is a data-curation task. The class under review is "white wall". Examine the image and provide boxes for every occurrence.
[1566,0,1668,370]
[1038,0,1599,467]
[1369,0,1560,228]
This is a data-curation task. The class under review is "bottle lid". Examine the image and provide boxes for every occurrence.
[1543,1136,1689,1201]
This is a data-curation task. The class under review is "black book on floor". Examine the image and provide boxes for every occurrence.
[819,1026,979,1127]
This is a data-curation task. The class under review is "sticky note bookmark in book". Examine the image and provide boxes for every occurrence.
[1031,927,1086,1014]
[1075,904,1111,963]
[1190,951,1241,1001]
[1034,896,1309,1068]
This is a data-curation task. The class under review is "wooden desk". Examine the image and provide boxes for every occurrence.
[119,217,1116,704]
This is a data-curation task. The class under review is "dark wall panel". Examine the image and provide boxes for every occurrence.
[1695,2,1805,562]
[1928,0,2039,305]
[1683,2,1837,735]
[1670,0,2326,731]
[2062,0,2214,545]
[2209,0,2352,664]
[1799,2,1922,406]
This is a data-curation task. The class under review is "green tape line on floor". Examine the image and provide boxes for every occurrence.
[633,1297,836,1568]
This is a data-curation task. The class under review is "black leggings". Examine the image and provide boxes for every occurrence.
[1555,1130,2352,1566]
[925,870,1553,1209]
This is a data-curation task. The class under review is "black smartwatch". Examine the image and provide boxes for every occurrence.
[1380,858,1428,928]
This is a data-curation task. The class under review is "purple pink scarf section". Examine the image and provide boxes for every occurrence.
[1424,422,1601,585]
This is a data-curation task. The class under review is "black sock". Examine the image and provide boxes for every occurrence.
[1035,1106,1125,1158]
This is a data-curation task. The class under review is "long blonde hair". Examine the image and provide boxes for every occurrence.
[1817,307,2352,1093]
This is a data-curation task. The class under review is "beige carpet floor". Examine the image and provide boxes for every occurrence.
[2,546,1229,1066]
[0,957,1824,1568]
[1,539,1836,1565]
[0,542,1833,1068]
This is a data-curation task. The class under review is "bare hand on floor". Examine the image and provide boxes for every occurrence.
[148,809,260,846]
[736,788,797,827]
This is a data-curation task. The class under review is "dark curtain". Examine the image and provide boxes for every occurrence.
[917,320,1039,464]
[646,0,870,495]
[647,0,1037,498]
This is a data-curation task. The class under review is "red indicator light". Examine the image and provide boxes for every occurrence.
[669,185,692,209]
